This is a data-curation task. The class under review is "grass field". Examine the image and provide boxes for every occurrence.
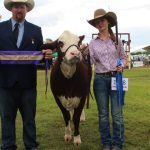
[0,67,150,150]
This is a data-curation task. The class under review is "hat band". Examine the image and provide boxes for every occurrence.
[94,15,105,19]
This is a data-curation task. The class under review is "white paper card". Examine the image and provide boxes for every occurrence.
[111,77,128,91]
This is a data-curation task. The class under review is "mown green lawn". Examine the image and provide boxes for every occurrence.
[0,67,150,150]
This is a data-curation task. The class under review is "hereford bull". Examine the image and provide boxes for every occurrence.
[41,31,92,145]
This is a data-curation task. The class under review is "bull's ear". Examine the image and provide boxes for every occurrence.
[58,41,64,48]
[78,35,85,46]
[79,35,85,42]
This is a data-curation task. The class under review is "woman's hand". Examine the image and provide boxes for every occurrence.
[116,65,123,73]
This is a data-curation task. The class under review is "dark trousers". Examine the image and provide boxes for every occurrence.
[0,86,37,150]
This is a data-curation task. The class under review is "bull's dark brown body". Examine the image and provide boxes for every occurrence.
[41,31,92,144]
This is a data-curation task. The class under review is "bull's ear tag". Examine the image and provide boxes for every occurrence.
[52,52,58,58]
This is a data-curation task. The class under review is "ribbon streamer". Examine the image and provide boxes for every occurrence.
[116,58,124,106]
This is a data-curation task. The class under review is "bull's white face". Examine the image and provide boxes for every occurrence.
[58,31,82,64]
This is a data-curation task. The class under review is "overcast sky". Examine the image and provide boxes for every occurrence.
[0,0,150,51]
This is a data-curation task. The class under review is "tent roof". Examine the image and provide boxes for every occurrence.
[131,44,150,52]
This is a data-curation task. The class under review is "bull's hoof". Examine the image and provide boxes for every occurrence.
[73,135,81,146]
[64,134,72,143]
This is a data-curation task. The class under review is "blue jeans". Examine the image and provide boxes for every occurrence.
[0,86,38,150]
[93,74,124,149]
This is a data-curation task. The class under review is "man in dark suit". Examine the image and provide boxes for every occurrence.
[0,0,52,149]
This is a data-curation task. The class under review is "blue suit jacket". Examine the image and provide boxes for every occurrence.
[0,19,43,88]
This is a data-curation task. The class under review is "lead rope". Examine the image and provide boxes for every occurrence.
[115,21,124,140]
[45,52,58,99]
[45,59,49,99]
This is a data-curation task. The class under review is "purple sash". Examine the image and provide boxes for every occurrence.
[0,51,43,64]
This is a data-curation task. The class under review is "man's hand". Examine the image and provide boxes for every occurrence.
[42,49,52,59]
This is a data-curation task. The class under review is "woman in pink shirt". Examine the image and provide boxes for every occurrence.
[88,9,126,150]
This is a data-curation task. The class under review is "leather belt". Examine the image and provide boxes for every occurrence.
[96,71,117,76]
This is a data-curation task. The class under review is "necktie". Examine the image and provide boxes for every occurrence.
[13,23,19,44]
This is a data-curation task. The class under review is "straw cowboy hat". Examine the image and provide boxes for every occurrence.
[88,8,117,27]
[4,0,35,12]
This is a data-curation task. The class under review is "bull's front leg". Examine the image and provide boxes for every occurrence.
[60,108,72,142]
[73,107,83,145]
[55,97,72,143]
[64,121,72,142]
